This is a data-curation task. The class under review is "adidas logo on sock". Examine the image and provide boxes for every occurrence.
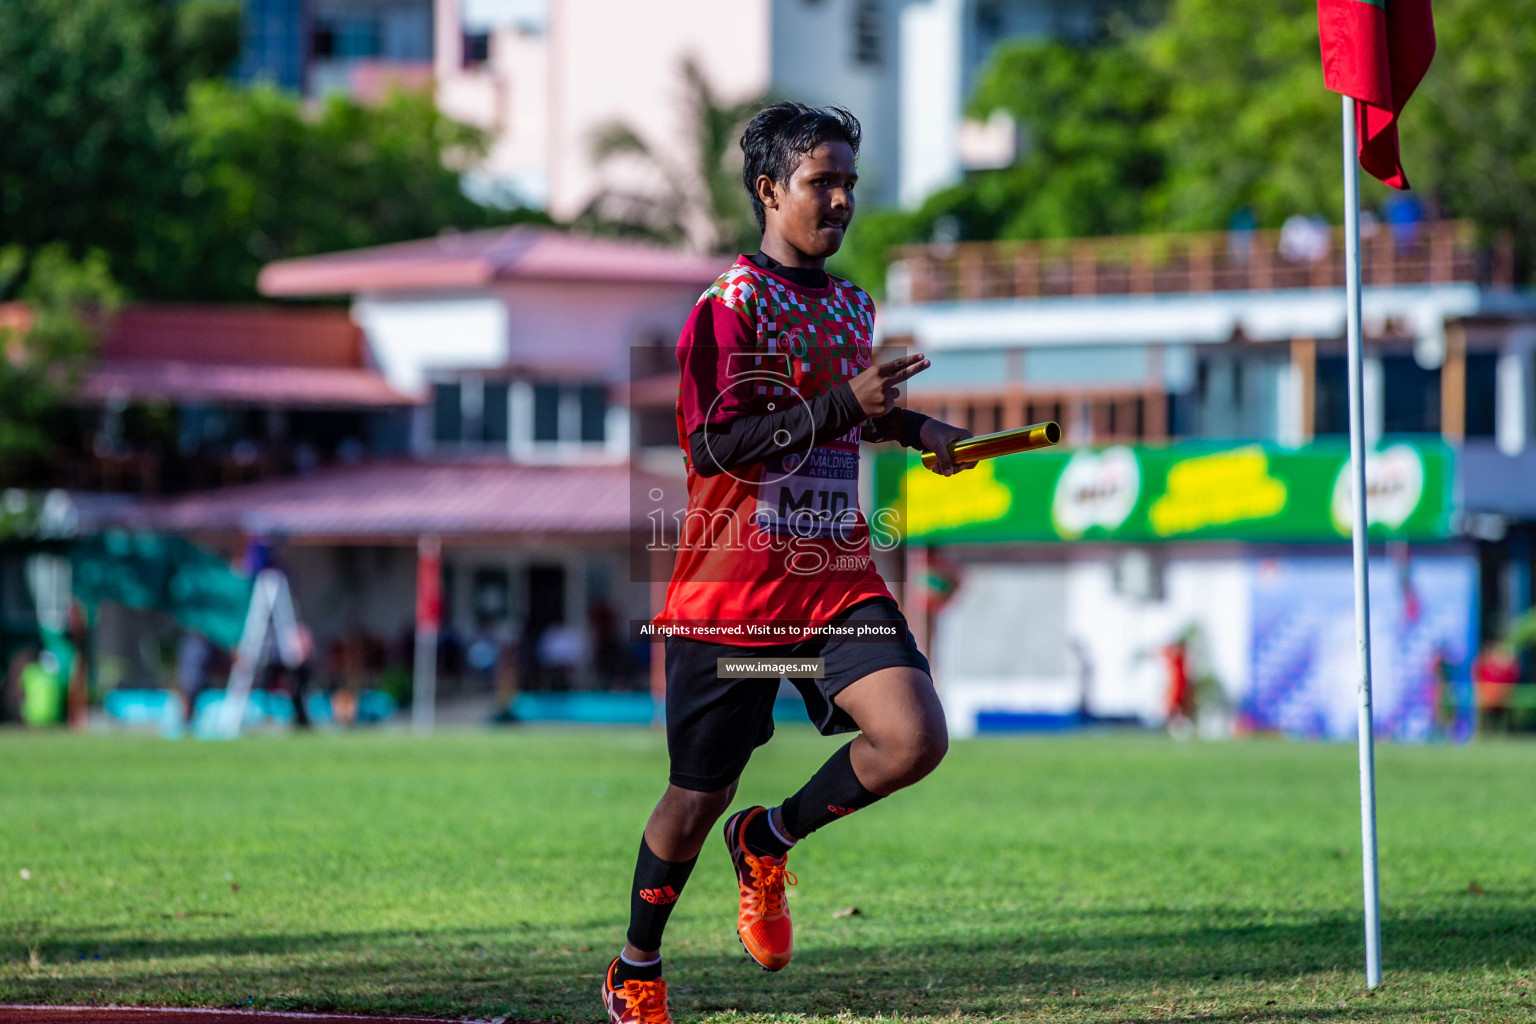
[639,885,679,905]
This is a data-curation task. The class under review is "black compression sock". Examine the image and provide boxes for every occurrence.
[611,952,663,984]
[625,836,697,952]
[778,741,881,839]
[742,807,794,859]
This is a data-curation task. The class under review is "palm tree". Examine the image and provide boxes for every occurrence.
[577,58,765,255]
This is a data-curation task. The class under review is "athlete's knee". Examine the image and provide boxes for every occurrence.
[865,717,947,789]
[901,716,948,781]
[661,782,735,836]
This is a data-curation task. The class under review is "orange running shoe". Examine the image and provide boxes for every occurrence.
[601,958,673,1024]
[722,806,797,971]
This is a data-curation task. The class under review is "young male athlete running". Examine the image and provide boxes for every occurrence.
[602,102,975,1024]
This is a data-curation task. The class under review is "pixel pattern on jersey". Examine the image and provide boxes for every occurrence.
[697,262,876,407]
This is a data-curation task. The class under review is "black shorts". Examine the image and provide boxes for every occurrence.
[664,597,931,792]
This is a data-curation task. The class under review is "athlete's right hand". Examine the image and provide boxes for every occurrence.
[849,352,930,418]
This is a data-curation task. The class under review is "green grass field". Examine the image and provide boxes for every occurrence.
[1,727,1533,1023]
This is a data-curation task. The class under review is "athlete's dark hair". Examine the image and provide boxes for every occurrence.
[739,102,861,232]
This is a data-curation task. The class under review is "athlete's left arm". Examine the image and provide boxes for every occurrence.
[863,408,929,449]
[915,418,976,476]
[849,288,972,472]
[863,409,974,474]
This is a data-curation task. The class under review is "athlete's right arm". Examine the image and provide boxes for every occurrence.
[687,385,864,477]
[678,301,930,478]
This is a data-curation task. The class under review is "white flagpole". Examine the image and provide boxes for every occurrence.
[1342,93,1383,989]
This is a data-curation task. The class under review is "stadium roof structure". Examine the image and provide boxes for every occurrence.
[84,459,684,543]
[257,226,725,297]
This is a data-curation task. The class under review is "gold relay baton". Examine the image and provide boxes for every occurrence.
[919,420,1062,472]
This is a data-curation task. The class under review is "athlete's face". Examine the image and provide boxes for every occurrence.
[757,141,857,266]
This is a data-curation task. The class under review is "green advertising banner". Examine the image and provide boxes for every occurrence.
[875,439,1454,545]
[72,532,254,649]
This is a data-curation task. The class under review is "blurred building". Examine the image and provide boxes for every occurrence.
[875,221,1536,739]
[9,230,717,704]
[439,0,1112,215]
[238,0,1115,213]
[72,305,415,495]
[240,0,436,98]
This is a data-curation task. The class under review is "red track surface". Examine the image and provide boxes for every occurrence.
[0,1008,472,1024]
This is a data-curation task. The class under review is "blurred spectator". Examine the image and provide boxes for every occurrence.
[327,625,385,727]
[20,651,63,726]
[537,623,583,691]
[1473,642,1522,731]
[242,535,273,576]
[1068,637,1094,719]
[489,625,522,723]
[176,630,213,724]
[1473,643,1520,688]
[588,601,634,690]
[4,642,39,723]
[1279,214,1331,264]
[1359,208,1381,239]
[262,623,316,728]
[1163,639,1195,733]
[1226,207,1256,265]
[63,603,90,731]
[1384,194,1424,251]
[467,618,512,695]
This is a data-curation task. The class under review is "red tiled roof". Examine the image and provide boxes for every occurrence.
[257,227,726,296]
[101,460,685,541]
[76,304,408,408]
[102,305,365,367]
[78,360,414,408]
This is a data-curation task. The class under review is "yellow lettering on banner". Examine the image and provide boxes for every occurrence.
[1148,446,1288,537]
[900,461,1013,537]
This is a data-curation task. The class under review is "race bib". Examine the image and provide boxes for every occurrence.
[753,446,861,541]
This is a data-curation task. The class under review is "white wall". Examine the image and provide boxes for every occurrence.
[352,278,702,397]
[352,294,511,396]
[544,0,772,223]
[496,279,705,380]
[437,25,552,208]
[932,551,1252,736]
[770,0,902,206]
[896,0,964,207]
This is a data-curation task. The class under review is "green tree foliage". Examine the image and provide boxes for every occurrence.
[0,0,191,282]
[839,0,1536,294]
[1407,0,1536,278]
[169,83,534,299]
[0,247,122,475]
[1145,0,1345,231]
[0,0,536,301]
[579,59,766,255]
[834,31,1165,291]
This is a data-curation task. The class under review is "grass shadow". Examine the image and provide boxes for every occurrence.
[4,902,1534,1021]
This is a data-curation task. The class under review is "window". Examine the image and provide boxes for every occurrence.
[434,377,609,451]
[1314,356,1348,435]
[532,384,561,443]
[851,0,882,66]
[483,382,510,444]
[1465,353,1497,438]
[463,30,490,65]
[579,385,607,443]
[312,16,381,59]
[432,383,463,444]
[433,379,512,446]
[1381,354,1440,434]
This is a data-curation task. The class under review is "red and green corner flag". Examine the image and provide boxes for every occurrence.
[1318,0,1436,189]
